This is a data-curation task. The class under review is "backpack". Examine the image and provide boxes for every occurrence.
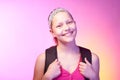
[44,46,92,80]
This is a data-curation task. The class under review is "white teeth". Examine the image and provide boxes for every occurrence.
[63,31,73,36]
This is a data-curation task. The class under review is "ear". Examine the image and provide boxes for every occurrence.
[49,29,56,37]
[73,20,76,25]
[74,21,76,24]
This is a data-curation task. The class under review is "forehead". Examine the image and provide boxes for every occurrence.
[52,12,72,23]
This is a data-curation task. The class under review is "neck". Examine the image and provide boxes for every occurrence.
[57,41,79,54]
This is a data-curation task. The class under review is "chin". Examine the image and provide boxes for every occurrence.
[58,33,76,44]
[60,37,75,44]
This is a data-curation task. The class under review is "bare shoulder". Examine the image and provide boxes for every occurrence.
[91,53,99,64]
[37,53,45,63]
[33,52,45,80]
[35,52,45,71]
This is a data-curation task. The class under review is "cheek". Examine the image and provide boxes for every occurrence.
[71,24,77,30]
[52,28,62,37]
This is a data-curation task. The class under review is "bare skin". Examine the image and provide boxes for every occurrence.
[33,51,99,80]
[33,11,100,80]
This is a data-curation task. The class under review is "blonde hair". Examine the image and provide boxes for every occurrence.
[48,8,74,29]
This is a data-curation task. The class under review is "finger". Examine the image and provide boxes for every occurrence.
[54,59,60,65]
[80,71,84,75]
[57,61,61,66]
[79,65,85,70]
[79,68,84,72]
[85,57,91,65]
[54,59,58,62]
[55,59,61,67]
[79,62,86,66]
[79,68,85,75]
[54,59,60,63]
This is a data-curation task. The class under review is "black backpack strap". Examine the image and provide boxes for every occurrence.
[79,46,92,80]
[44,46,57,74]
[44,46,92,80]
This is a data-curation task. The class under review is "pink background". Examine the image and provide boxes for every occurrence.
[0,0,120,80]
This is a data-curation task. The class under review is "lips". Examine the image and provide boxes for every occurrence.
[62,31,74,36]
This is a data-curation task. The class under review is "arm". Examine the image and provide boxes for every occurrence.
[33,53,61,80]
[79,53,100,80]
[90,53,100,80]
[33,53,51,80]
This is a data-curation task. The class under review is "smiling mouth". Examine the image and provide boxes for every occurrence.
[62,31,74,36]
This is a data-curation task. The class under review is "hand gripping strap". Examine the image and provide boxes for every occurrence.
[44,46,92,80]
[80,46,92,80]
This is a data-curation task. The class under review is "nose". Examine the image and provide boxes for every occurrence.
[64,24,70,31]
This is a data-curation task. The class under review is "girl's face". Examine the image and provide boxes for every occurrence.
[50,11,77,44]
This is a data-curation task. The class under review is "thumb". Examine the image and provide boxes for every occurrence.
[85,57,91,65]
[54,59,58,62]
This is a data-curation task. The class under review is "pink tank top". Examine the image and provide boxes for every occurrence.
[53,58,85,80]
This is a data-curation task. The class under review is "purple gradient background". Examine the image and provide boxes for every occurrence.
[0,0,120,80]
